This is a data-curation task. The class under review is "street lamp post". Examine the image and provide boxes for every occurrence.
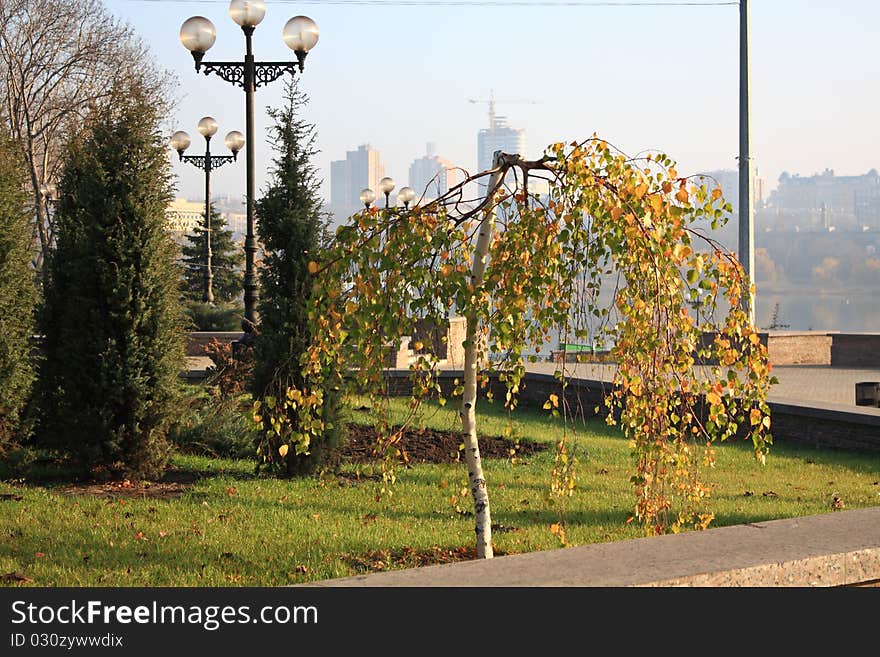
[358,185,415,212]
[378,177,395,209]
[179,0,319,333]
[359,188,377,210]
[397,187,415,210]
[170,118,244,303]
[739,0,755,324]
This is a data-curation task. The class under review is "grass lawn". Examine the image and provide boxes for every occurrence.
[1,398,878,586]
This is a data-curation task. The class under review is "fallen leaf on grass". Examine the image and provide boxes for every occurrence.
[1,572,33,584]
[743,491,754,497]
[35,552,45,558]
[0,494,23,501]
[762,491,778,498]
[832,493,845,510]
[226,487,237,496]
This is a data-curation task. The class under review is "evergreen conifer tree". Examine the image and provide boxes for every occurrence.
[252,79,344,475]
[180,204,244,304]
[37,80,184,479]
[0,137,37,447]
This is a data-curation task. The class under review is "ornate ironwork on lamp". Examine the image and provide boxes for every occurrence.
[179,0,320,334]
[171,117,243,304]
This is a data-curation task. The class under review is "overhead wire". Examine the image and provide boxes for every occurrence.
[124,1,737,7]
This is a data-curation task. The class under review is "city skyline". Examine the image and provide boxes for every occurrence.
[329,143,387,220]
[110,0,880,213]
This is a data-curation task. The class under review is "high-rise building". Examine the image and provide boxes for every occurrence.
[408,143,462,202]
[475,99,526,199]
[329,144,386,222]
[477,101,526,176]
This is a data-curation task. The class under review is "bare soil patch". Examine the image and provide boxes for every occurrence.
[55,479,190,501]
[339,423,547,465]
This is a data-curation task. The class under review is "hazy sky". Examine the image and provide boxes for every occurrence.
[108,0,880,209]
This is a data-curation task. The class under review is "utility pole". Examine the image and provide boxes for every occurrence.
[739,0,755,324]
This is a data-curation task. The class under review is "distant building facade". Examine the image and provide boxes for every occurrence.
[693,168,766,215]
[408,142,462,201]
[477,112,526,176]
[476,102,526,198]
[766,168,880,231]
[330,144,386,221]
[165,197,245,244]
[165,198,203,236]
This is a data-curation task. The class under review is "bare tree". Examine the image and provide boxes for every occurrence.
[0,0,173,272]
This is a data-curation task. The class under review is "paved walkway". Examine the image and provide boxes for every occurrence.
[306,506,880,587]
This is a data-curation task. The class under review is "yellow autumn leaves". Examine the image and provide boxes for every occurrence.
[263,136,772,539]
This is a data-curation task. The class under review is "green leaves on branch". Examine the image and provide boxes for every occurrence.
[263,136,774,535]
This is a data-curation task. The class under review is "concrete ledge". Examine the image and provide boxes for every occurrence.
[831,333,880,368]
[769,396,880,423]
[767,396,880,452]
[305,507,880,587]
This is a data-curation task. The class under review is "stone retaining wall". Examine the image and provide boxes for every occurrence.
[186,331,243,357]
[831,333,880,367]
[382,369,880,453]
[764,331,880,367]
[767,332,833,365]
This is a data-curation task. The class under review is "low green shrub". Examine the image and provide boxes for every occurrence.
[184,301,243,332]
[169,390,256,459]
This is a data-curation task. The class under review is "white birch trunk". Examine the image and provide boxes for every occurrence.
[461,153,505,559]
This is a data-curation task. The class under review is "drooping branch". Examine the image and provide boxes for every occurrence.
[260,137,773,551]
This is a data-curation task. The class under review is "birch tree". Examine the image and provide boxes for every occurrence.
[256,138,775,558]
[0,0,171,272]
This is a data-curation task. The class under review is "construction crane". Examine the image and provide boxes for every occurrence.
[468,90,541,129]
